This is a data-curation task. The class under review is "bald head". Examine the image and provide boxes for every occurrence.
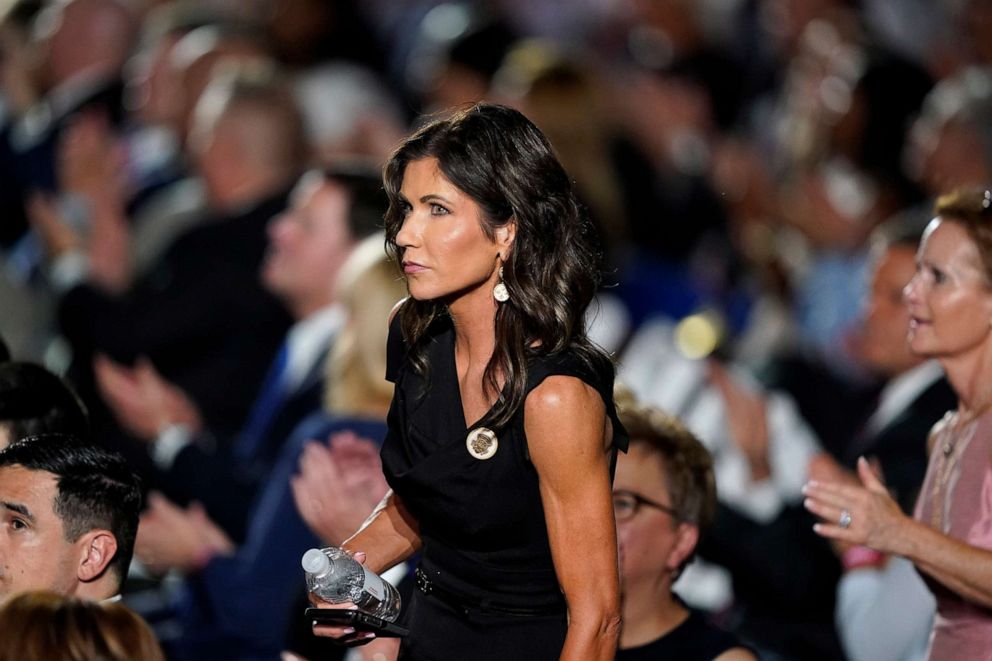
[36,0,136,90]
[188,61,306,210]
[170,23,270,139]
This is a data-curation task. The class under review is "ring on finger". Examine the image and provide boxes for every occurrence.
[838,509,853,529]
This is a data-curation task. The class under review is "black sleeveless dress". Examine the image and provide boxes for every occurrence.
[380,315,628,660]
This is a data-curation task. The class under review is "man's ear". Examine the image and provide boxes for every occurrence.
[665,523,700,573]
[495,219,516,259]
[76,530,118,583]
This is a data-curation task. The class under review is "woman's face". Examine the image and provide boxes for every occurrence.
[904,218,992,360]
[614,442,694,590]
[395,158,513,304]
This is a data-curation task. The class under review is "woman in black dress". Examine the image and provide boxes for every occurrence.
[312,103,628,659]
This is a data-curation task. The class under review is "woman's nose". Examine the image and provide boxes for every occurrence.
[395,215,419,248]
[903,273,920,304]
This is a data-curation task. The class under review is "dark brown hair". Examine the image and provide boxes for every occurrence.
[0,592,165,661]
[383,103,610,428]
[934,188,992,282]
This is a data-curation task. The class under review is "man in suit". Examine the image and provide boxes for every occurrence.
[95,167,386,541]
[33,62,303,455]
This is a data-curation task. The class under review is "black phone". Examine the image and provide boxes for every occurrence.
[304,607,409,638]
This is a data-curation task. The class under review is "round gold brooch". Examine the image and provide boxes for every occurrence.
[466,427,498,460]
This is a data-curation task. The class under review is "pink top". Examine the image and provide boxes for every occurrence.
[915,410,992,660]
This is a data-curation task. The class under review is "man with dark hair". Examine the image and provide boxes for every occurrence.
[0,363,90,448]
[0,433,142,601]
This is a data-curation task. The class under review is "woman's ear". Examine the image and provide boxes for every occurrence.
[495,219,517,259]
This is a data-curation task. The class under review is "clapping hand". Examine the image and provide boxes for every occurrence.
[94,354,202,442]
[803,457,907,553]
[709,361,771,482]
[291,431,389,545]
[135,492,234,574]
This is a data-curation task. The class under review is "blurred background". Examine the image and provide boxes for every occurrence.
[1,0,990,659]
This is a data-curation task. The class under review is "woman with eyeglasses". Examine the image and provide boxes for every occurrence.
[804,188,992,660]
[614,393,756,661]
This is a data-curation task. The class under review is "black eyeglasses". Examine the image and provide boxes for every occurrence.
[612,490,680,522]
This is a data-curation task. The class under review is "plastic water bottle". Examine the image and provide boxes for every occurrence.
[301,547,402,622]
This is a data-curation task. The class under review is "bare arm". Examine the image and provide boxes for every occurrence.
[309,490,420,643]
[805,457,992,609]
[714,649,758,661]
[526,376,621,661]
[341,489,421,575]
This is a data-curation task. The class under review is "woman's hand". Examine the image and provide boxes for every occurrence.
[307,551,377,646]
[803,457,908,553]
[291,432,389,545]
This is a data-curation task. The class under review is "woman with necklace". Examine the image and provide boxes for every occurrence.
[310,103,628,659]
[804,188,992,659]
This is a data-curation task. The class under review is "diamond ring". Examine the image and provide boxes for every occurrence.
[839,509,853,529]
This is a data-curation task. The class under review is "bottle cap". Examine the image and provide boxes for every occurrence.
[302,548,330,574]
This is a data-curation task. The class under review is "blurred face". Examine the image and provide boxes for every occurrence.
[904,219,992,360]
[860,245,919,375]
[0,466,81,601]
[909,118,988,195]
[125,33,183,127]
[395,158,513,304]
[614,443,693,589]
[262,173,353,315]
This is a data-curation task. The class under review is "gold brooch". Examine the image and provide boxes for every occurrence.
[466,427,498,460]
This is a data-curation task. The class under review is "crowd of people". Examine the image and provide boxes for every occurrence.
[3,0,992,659]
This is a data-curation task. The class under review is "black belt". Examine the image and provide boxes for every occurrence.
[414,568,566,617]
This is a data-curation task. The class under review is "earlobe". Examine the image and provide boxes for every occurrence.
[77,531,118,583]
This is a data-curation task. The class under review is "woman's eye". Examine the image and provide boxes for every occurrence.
[430,203,449,216]
[932,268,946,284]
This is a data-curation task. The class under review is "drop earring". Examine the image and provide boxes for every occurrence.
[493,266,509,302]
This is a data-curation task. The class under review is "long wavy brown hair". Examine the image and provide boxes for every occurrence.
[383,103,612,428]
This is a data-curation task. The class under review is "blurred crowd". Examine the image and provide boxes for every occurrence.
[2,0,992,659]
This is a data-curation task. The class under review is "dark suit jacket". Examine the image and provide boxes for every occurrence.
[58,189,294,440]
[162,414,388,661]
[842,375,956,513]
[164,345,329,541]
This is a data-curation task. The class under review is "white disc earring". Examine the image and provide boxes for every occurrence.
[493,266,509,302]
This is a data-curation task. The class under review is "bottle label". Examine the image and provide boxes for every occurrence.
[362,566,387,602]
